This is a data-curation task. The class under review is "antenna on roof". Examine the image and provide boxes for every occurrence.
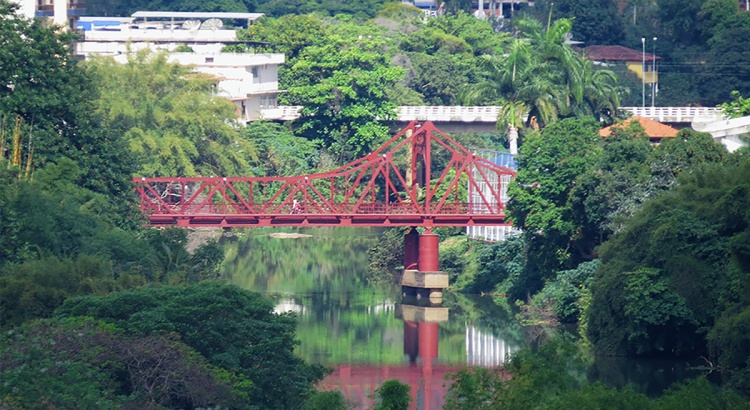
[200,18,223,30]
[182,19,200,30]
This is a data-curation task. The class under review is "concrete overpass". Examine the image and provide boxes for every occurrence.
[264,105,746,151]
[267,105,726,132]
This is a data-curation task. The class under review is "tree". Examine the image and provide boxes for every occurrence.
[282,24,403,162]
[0,0,89,133]
[0,317,247,409]
[240,14,328,61]
[86,50,259,177]
[587,155,750,359]
[373,379,410,410]
[697,0,740,42]
[303,390,350,410]
[463,17,621,145]
[568,122,653,255]
[55,282,328,409]
[549,0,625,45]
[656,0,703,47]
[696,13,750,105]
[719,91,750,118]
[0,0,136,217]
[507,118,602,279]
[400,51,474,105]
[243,121,319,177]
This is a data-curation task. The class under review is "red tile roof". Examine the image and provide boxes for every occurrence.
[582,45,661,62]
[599,117,679,139]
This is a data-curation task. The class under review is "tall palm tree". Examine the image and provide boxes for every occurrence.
[464,16,624,143]
[578,60,623,122]
[464,38,565,153]
[515,17,586,113]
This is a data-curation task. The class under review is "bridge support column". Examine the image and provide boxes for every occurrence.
[404,228,419,271]
[401,229,448,302]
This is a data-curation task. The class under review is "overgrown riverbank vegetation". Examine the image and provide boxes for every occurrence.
[2,0,750,407]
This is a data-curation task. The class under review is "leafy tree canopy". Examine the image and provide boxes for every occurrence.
[544,0,625,45]
[0,317,249,409]
[55,282,328,409]
[85,50,259,177]
[588,154,750,368]
[719,91,750,118]
[282,23,403,161]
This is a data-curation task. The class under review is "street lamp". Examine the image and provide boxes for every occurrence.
[651,37,657,107]
[641,37,645,108]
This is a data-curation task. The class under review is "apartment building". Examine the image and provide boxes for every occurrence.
[75,12,291,122]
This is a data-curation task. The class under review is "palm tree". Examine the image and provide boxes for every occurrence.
[578,60,623,122]
[464,16,624,144]
[464,38,565,153]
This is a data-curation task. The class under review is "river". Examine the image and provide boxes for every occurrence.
[221,227,705,409]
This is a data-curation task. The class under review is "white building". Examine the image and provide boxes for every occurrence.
[13,0,84,27]
[75,12,291,121]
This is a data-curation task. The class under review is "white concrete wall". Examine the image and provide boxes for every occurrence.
[14,0,36,19]
[82,28,238,42]
[77,41,227,56]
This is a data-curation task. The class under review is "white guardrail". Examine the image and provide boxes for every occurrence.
[257,106,726,123]
[621,106,726,123]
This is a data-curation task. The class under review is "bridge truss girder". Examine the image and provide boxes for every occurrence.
[133,121,516,228]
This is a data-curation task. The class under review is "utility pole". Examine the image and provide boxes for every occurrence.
[651,37,657,107]
[641,37,645,108]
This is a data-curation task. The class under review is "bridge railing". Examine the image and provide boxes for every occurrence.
[138,200,506,216]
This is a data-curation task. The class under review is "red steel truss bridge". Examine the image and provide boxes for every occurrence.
[133,121,516,228]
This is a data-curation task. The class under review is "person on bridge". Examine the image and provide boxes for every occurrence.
[292,199,301,214]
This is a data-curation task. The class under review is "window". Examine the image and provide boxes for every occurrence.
[248,66,260,83]
[260,95,277,109]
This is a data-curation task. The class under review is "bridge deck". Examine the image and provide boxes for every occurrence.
[149,211,512,228]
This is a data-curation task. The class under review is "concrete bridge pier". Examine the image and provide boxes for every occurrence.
[401,228,449,302]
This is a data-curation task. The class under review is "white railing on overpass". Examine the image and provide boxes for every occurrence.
[620,106,726,123]
[255,106,726,124]
[396,106,503,122]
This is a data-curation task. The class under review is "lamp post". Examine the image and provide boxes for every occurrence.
[651,37,657,107]
[641,37,645,108]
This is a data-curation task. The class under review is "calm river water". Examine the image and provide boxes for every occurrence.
[221,227,704,409]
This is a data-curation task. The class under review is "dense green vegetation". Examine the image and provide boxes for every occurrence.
[443,339,750,409]
[449,117,750,397]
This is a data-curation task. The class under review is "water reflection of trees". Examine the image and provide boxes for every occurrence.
[442,292,525,347]
[222,227,381,294]
[221,228,528,368]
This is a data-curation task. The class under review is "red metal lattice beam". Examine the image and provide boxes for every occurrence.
[133,121,516,228]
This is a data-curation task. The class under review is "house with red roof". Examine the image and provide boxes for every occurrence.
[581,45,661,88]
[599,116,679,143]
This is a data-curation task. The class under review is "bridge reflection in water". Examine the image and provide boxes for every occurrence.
[317,303,517,410]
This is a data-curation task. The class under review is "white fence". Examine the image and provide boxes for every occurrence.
[620,106,725,123]
[268,105,725,124]
[396,106,503,122]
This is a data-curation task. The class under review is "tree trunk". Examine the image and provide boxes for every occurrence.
[508,124,518,155]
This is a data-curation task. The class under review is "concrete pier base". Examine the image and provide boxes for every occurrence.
[401,270,448,302]
[401,228,448,302]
